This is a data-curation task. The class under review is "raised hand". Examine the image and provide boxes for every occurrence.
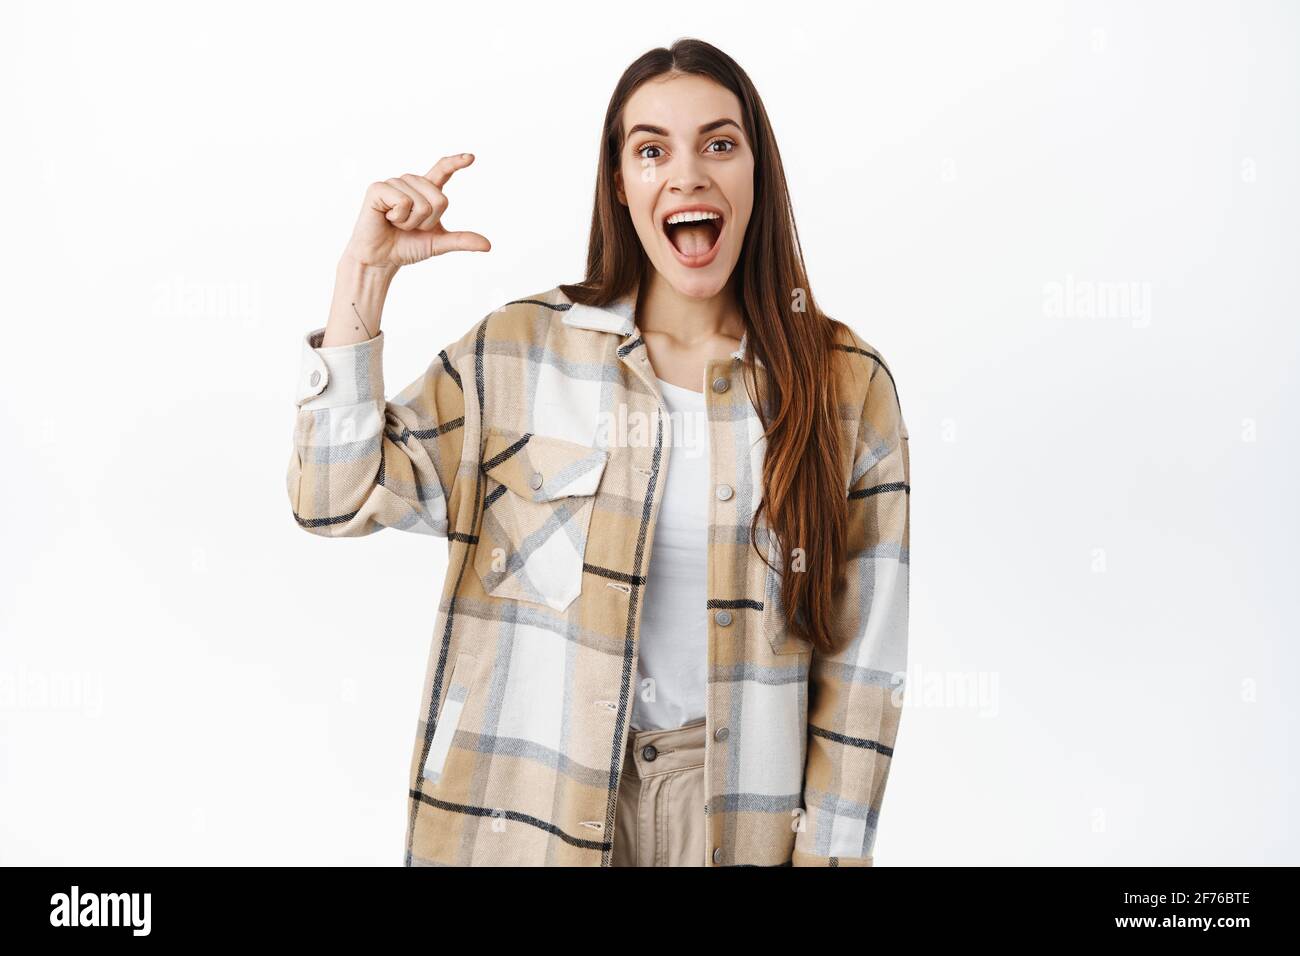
[342,153,492,270]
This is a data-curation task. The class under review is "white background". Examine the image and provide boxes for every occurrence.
[1,0,1296,865]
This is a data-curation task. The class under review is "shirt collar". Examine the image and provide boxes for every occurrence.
[560,284,752,363]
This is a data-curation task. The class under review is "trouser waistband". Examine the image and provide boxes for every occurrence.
[622,718,706,779]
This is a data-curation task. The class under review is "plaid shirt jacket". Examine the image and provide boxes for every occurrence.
[286,282,910,866]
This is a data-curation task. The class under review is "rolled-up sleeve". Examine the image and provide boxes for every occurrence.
[286,326,468,538]
[793,350,910,866]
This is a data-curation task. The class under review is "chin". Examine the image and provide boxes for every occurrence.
[654,255,737,300]
[667,274,726,299]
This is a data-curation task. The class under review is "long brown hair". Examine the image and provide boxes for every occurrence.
[560,37,855,653]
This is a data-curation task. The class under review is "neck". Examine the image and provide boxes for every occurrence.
[636,270,745,345]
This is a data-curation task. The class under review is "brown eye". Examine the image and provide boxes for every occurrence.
[706,138,736,154]
[636,144,664,160]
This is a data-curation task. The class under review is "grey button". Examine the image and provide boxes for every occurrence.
[309,370,321,387]
[641,744,658,761]
[529,471,543,490]
[715,484,733,501]
[711,376,730,393]
[714,726,729,742]
[714,610,732,627]
[712,846,723,864]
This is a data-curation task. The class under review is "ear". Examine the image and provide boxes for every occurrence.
[614,169,626,206]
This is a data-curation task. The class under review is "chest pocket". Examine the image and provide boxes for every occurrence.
[473,427,609,613]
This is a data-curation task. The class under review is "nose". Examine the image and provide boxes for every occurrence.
[667,152,709,193]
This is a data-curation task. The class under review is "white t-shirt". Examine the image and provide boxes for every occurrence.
[630,376,711,731]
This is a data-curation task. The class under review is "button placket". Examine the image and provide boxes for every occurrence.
[703,359,728,842]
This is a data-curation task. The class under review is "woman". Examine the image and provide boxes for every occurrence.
[287,37,910,867]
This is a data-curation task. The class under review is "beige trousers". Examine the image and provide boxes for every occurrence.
[612,717,708,867]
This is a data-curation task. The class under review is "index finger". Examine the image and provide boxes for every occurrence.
[424,152,476,188]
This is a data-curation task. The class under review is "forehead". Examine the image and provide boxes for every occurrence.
[622,74,744,137]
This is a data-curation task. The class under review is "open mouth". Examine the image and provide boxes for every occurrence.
[662,210,725,267]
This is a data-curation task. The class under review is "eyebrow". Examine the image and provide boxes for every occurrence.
[626,118,743,138]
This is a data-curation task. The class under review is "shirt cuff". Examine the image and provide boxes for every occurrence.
[295,326,386,409]
[791,849,874,867]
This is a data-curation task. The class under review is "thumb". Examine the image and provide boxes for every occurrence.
[431,231,492,255]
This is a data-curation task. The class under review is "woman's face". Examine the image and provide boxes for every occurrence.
[616,73,755,300]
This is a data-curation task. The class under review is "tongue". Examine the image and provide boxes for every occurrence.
[669,221,718,256]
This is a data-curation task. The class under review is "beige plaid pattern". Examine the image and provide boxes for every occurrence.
[286,282,910,866]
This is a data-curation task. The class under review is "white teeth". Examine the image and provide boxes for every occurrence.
[664,210,722,226]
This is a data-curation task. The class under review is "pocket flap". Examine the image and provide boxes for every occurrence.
[481,428,609,502]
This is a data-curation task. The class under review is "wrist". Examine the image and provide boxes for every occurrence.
[336,252,398,283]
